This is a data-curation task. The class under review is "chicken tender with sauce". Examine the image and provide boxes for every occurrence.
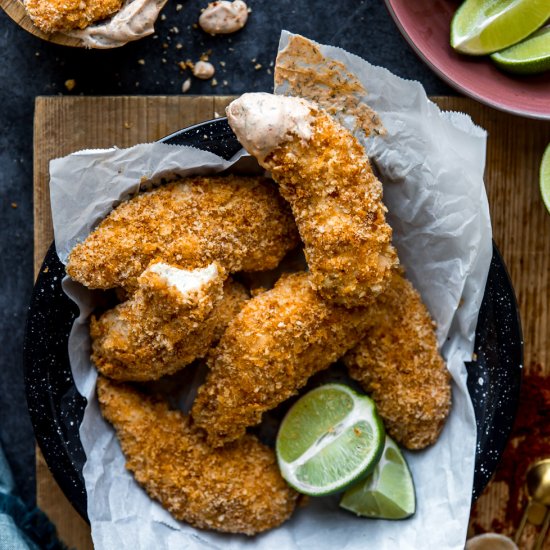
[97,377,298,535]
[343,272,451,450]
[67,175,299,292]
[25,0,123,33]
[192,271,375,447]
[91,262,248,381]
[227,93,398,308]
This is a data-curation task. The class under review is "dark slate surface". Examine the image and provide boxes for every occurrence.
[0,0,453,506]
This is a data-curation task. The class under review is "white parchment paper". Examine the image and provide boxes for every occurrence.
[49,32,492,550]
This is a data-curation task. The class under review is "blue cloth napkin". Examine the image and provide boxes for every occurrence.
[0,446,66,550]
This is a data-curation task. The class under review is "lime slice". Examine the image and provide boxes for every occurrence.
[450,0,550,55]
[541,143,550,215]
[491,26,550,74]
[276,384,385,496]
[340,436,415,520]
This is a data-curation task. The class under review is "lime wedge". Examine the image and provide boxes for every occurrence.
[276,384,385,496]
[491,26,550,74]
[541,143,550,215]
[340,436,415,520]
[451,0,550,55]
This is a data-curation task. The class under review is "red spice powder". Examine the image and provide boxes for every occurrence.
[472,365,550,534]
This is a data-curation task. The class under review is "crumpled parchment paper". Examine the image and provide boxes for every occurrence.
[48,31,492,550]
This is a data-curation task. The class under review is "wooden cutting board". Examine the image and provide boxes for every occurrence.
[33,96,550,549]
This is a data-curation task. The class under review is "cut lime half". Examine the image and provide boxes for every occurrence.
[491,26,550,74]
[276,384,385,496]
[340,436,416,520]
[451,0,550,55]
[541,143,550,215]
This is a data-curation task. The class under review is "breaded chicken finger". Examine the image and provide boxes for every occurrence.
[343,272,451,449]
[91,262,248,381]
[67,175,299,292]
[192,271,374,447]
[227,93,399,307]
[25,0,123,33]
[97,377,298,535]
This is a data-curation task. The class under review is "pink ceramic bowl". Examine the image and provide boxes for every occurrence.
[384,0,550,120]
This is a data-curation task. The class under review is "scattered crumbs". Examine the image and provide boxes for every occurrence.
[211,78,218,86]
[138,59,145,65]
[472,352,478,361]
[11,202,18,209]
[251,57,256,63]
[222,79,228,86]
[124,121,133,129]
[135,81,140,87]
[178,60,194,71]
[269,61,274,67]
[162,58,167,64]
[160,13,166,20]
[35,52,40,56]
[162,42,169,49]
[267,68,272,75]
[200,50,212,61]
[228,47,234,52]
[176,43,183,50]
[170,26,180,34]
[64,79,76,91]
[182,78,192,93]
[247,6,251,12]
[219,61,226,67]
[192,23,198,29]
[176,3,182,9]
[43,267,49,273]
[254,63,262,70]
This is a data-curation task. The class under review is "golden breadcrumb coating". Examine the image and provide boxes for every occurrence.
[343,272,451,450]
[25,0,123,33]
[228,95,398,307]
[192,271,376,447]
[67,175,299,291]
[91,264,248,382]
[208,277,250,342]
[97,377,298,535]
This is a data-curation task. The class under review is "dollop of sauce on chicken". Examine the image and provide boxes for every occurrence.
[226,93,314,161]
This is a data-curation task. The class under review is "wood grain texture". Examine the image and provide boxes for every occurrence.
[0,0,83,47]
[33,96,550,549]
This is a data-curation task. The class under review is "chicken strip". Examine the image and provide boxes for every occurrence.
[67,175,299,291]
[91,262,248,381]
[343,272,451,449]
[192,271,375,447]
[25,0,123,33]
[227,93,398,307]
[97,377,298,535]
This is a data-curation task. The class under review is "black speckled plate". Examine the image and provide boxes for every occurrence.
[24,118,523,521]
